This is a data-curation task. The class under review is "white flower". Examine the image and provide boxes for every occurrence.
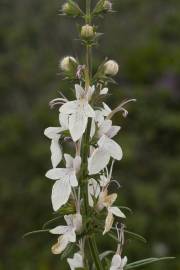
[60,84,95,141]
[67,253,84,270]
[88,134,123,175]
[104,60,119,76]
[60,56,77,71]
[44,127,63,168]
[50,213,82,255]
[98,119,121,139]
[46,154,81,211]
[110,254,127,270]
[88,178,101,207]
[103,207,126,235]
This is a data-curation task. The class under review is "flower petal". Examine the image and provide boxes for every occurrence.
[103,211,114,235]
[98,136,123,160]
[44,127,62,139]
[69,111,87,141]
[46,168,68,180]
[64,154,74,168]
[106,126,121,139]
[111,254,122,268]
[51,235,69,255]
[84,103,95,118]
[60,101,78,115]
[51,179,71,211]
[51,138,62,168]
[109,206,126,218]
[75,84,85,99]
[88,148,110,175]
[73,155,81,173]
[67,253,83,270]
[50,226,68,235]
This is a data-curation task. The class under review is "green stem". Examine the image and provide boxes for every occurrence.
[80,1,104,269]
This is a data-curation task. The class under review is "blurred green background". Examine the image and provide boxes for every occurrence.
[0,0,180,269]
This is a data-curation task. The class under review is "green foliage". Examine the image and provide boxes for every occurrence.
[0,0,180,269]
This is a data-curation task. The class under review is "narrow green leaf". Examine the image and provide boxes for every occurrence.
[42,216,63,229]
[124,230,147,243]
[23,229,49,238]
[125,257,175,269]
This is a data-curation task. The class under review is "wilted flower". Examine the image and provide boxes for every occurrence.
[104,60,119,76]
[103,207,126,234]
[50,213,82,254]
[60,56,77,72]
[103,0,112,11]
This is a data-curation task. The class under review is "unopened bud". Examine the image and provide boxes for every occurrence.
[60,56,77,72]
[81,24,95,40]
[103,1,112,11]
[104,60,119,76]
[62,1,83,17]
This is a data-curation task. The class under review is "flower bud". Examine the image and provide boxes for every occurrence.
[60,56,77,72]
[103,60,119,76]
[62,1,83,17]
[81,24,95,40]
[103,1,112,11]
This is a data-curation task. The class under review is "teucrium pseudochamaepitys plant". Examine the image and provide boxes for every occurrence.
[25,0,175,269]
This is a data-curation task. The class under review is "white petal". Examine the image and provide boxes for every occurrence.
[64,154,74,168]
[87,85,95,101]
[51,235,69,255]
[69,171,78,187]
[84,103,95,118]
[111,254,122,267]
[88,178,100,207]
[51,179,71,211]
[98,120,112,137]
[50,225,68,235]
[106,126,121,139]
[88,148,110,175]
[69,111,87,141]
[44,127,62,139]
[51,139,62,168]
[121,256,128,267]
[102,102,112,116]
[109,206,126,218]
[60,101,78,115]
[46,168,68,180]
[90,119,96,138]
[75,84,85,99]
[100,87,108,95]
[72,213,82,233]
[95,110,105,126]
[67,253,83,270]
[98,136,123,160]
[59,113,69,129]
[66,228,76,242]
[73,155,81,173]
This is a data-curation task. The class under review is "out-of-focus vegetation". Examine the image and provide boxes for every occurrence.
[0,0,180,269]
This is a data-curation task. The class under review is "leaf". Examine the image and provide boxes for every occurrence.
[124,230,147,243]
[42,216,63,229]
[60,243,76,260]
[23,229,49,238]
[125,257,175,269]
[119,206,133,214]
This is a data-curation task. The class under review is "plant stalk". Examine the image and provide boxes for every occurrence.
[81,0,103,269]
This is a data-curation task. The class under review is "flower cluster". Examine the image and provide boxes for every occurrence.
[45,72,136,268]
